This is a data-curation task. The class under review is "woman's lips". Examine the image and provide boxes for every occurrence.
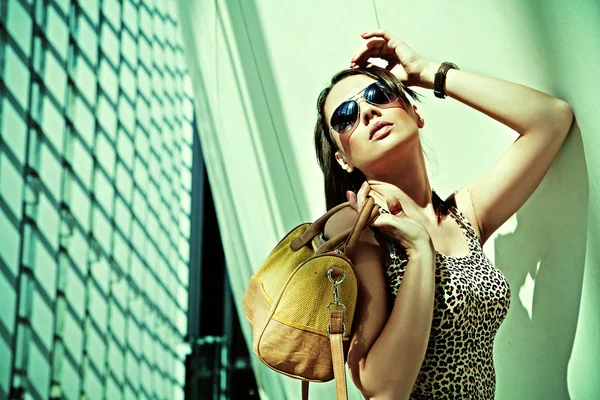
[371,124,392,140]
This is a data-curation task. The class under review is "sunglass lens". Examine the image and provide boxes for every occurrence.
[331,100,358,134]
[365,82,398,104]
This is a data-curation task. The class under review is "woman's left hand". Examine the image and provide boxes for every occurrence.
[350,29,430,88]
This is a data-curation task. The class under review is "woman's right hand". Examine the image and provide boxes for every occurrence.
[348,182,433,254]
[349,30,430,88]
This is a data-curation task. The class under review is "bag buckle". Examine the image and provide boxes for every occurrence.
[327,267,346,337]
[327,323,347,338]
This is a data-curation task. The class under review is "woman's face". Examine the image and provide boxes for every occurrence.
[323,74,422,175]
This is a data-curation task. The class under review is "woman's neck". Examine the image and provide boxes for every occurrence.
[365,145,438,225]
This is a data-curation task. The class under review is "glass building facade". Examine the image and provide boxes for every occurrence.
[0,0,194,399]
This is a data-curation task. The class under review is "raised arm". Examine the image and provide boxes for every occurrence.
[350,29,575,245]
[419,61,574,244]
[324,206,436,399]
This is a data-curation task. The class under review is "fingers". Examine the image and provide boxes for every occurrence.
[347,191,357,211]
[350,39,386,67]
[361,29,394,41]
[386,195,403,215]
[357,181,370,211]
[347,181,371,212]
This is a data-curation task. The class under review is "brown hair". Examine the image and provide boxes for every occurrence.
[313,65,457,225]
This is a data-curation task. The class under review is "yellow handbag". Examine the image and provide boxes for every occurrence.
[243,197,380,400]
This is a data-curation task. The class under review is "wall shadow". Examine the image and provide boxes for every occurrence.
[492,1,593,398]
[218,0,311,226]
[494,123,588,400]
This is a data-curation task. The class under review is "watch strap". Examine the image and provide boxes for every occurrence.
[434,62,459,99]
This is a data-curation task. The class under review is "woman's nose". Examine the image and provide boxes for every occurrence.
[356,98,382,125]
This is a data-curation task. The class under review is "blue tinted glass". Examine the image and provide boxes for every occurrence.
[364,82,398,104]
[331,100,358,134]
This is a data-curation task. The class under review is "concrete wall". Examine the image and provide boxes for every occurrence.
[176,1,598,398]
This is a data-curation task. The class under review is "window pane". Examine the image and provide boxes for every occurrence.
[77,13,98,65]
[80,0,99,27]
[100,23,120,67]
[117,130,134,171]
[92,205,112,253]
[103,0,122,31]
[44,51,67,106]
[6,0,32,56]
[1,98,27,163]
[62,310,83,364]
[32,236,57,302]
[71,96,95,148]
[69,179,91,232]
[5,45,30,110]
[96,132,116,175]
[60,358,80,400]
[88,283,107,330]
[28,341,50,398]
[46,5,69,61]
[74,56,97,106]
[97,95,117,140]
[40,96,65,153]
[119,97,135,135]
[31,289,54,350]
[0,270,17,334]
[115,162,132,203]
[0,153,23,218]
[38,141,62,201]
[37,194,60,251]
[122,30,137,68]
[98,59,118,105]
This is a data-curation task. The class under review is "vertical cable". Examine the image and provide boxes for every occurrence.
[372,0,381,29]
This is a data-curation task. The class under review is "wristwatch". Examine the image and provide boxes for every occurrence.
[434,62,459,99]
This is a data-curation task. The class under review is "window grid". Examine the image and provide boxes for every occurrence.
[0,0,193,399]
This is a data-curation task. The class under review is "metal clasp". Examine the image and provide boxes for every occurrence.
[327,267,347,337]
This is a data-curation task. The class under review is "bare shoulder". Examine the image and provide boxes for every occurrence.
[447,186,486,245]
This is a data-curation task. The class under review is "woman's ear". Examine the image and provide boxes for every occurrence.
[335,151,354,173]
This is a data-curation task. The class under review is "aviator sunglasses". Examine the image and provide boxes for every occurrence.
[329,81,401,135]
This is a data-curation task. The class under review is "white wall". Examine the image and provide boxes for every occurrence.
[176,0,599,398]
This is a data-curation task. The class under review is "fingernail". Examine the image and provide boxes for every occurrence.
[361,181,366,189]
[346,191,351,200]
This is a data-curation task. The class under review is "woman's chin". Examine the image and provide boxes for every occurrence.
[372,129,415,149]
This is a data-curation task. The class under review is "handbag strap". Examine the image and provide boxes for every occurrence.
[292,196,380,257]
[329,309,348,400]
[341,196,379,259]
[296,197,379,400]
[302,381,309,400]
[300,309,348,400]
[290,201,350,251]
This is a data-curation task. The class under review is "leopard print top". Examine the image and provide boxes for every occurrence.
[380,205,511,399]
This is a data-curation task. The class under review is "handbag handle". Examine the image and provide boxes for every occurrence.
[290,201,348,251]
[290,196,380,259]
[294,198,379,400]
[341,196,379,259]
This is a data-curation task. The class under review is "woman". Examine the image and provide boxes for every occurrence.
[316,30,574,399]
